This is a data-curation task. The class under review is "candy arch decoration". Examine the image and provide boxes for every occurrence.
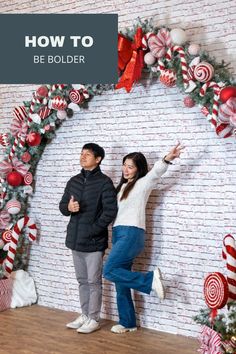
[0,18,236,278]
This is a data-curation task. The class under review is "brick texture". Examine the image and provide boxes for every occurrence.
[0,0,236,337]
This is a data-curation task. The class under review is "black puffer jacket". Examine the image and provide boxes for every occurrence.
[59,166,117,252]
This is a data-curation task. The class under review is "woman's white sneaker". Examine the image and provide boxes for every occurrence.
[77,318,100,333]
[152,267,165,300]
[111,324,137,334]
[66,314,88,329]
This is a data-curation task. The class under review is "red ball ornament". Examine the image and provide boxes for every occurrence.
[26,132,41,146]
[36,86,48,98]
[183,96,195,108]
[220,86,236,103]
[6,171,23,186]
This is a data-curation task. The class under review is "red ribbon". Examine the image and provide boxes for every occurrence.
[116,27,144,93]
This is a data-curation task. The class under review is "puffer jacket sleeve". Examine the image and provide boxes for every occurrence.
[90,178,118,235]
[59,180,72,216]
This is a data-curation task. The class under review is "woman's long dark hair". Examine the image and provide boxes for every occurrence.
[116,152,148,200]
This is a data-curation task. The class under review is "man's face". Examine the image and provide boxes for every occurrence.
[80,149,101,170]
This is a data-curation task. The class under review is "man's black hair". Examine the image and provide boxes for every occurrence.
[82,143,105,163]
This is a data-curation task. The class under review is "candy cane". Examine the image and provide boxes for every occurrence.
[48,84,67,98]
[172,46,188,89]
[4,216,37,277]
[200,81,225,126]
[222,234,236,301]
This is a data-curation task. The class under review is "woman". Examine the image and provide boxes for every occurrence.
[103,143,184,334]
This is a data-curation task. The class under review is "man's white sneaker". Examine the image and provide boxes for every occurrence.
[77,318,100,333]
[152,267,165,300]
[111,324,137,334]
[66,314,88,329]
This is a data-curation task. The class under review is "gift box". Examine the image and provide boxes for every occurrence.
[198,325,236,354]
[0,278,13,312]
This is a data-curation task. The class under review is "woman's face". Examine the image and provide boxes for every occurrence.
[122,158,138,181]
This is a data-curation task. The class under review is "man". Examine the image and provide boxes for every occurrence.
[59,143,117,333]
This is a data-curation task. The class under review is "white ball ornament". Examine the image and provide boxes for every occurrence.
[68,102,81,112]
[23,185,33,195]
[57,110,67,120]
[170,28,187,45]
[6,199,21,215]
[144,52,156,65]
[188,43,201,56]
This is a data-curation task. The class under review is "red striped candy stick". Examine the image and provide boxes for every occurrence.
[4,216,37,277]
[48,84,67,98]
[172,46,188,89]
[199,81,225,125]
[222,234,236,301]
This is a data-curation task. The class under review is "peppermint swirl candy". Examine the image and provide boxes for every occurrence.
[2,229,12,243]
[194,62,214,83]
[204,272,228,309]
[0,133,10,147]
[24,172,33,185]
[69,89,85,104]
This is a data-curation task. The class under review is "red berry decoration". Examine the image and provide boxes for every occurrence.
[36,85,48,98]
[220,86,236,103]
[183,96,195,108]
[6,171,23,186]
[26,132,41,146]
[21,151,31,163]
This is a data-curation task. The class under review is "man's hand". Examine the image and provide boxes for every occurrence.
[68,195,80,213]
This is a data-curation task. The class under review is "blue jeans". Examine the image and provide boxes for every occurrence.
[103,226,154,328]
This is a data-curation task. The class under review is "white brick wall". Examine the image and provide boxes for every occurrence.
[0,0,236,337]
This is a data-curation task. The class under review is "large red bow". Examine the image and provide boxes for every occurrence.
[115,27,144,93]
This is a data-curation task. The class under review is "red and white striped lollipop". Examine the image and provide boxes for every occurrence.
[69,89,85,104]
[204,272,228,310]
[194,62,214,83]
[2,229,12,243]
[24,172,33,185]
[222,234,236,301]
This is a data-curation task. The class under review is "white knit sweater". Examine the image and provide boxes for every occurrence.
[113,160,169,230]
